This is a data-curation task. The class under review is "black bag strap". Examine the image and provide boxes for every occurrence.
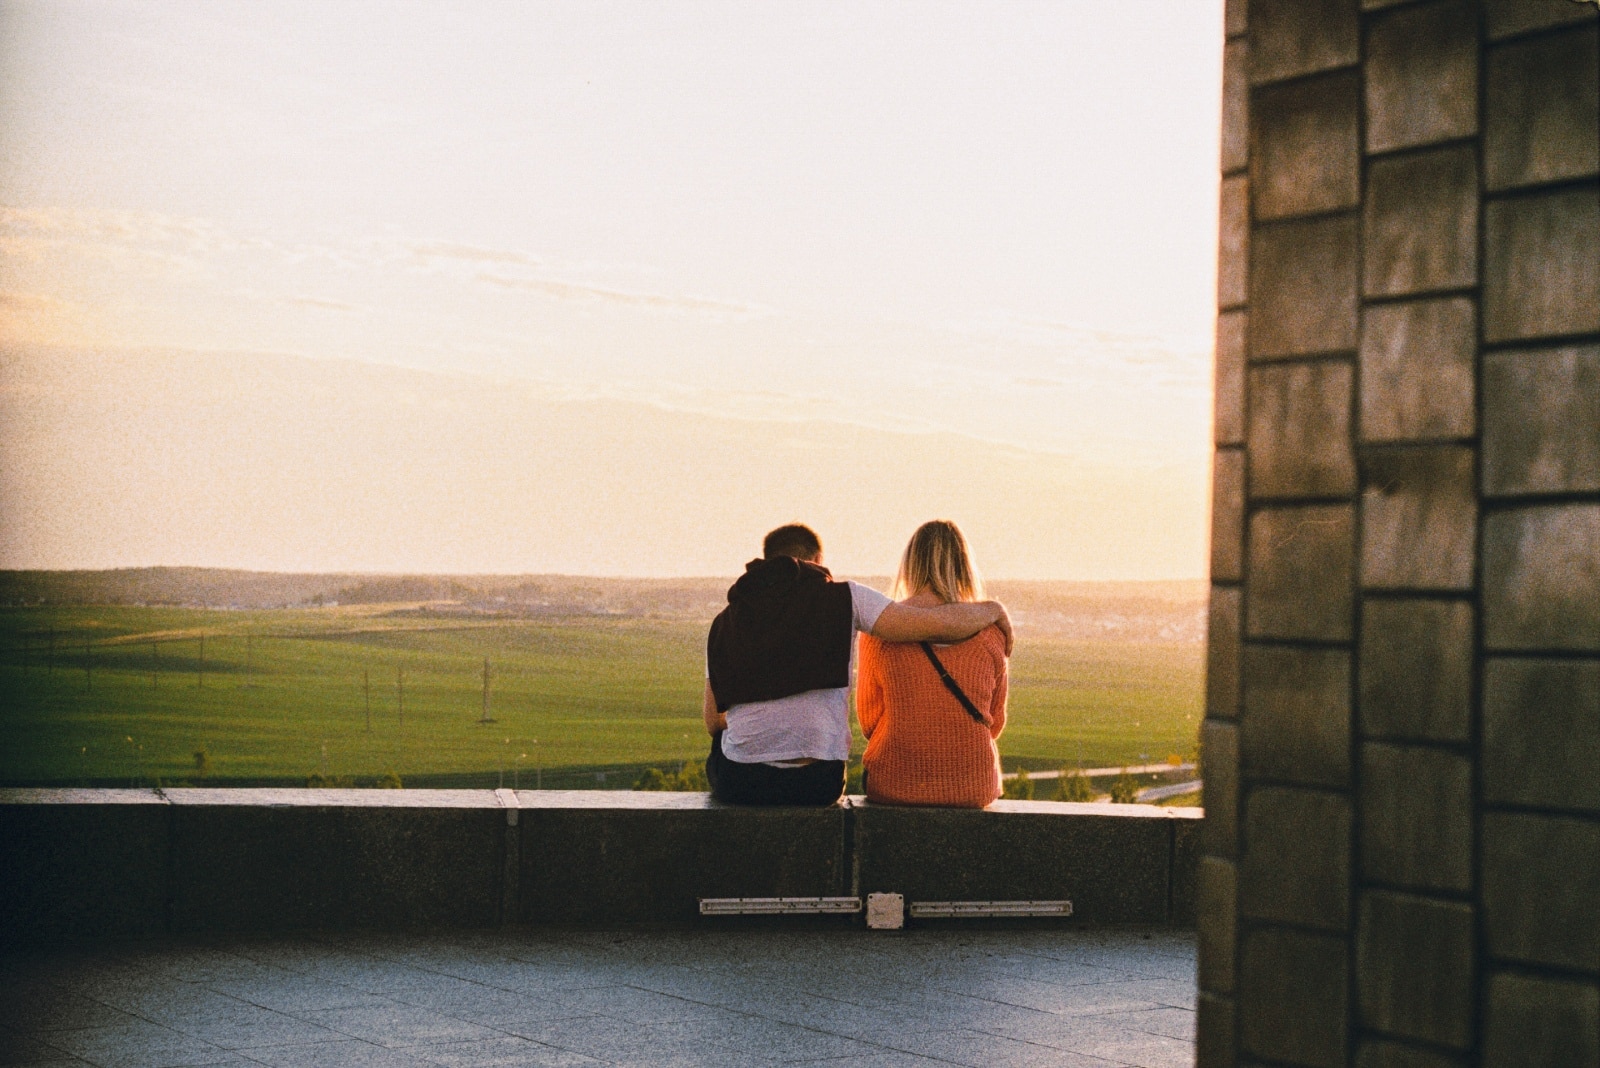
[918,642,988,725]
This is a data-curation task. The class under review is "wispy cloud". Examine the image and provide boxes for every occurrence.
[475,271,766,319]
[410,242,542,268]
[281,295,358,312]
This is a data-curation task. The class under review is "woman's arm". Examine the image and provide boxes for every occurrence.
[871,599,1014,653]
[702,680,727,736]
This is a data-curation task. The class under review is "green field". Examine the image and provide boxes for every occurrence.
[0,605,1201,787]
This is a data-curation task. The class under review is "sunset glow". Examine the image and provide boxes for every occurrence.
[1,2,1225,578]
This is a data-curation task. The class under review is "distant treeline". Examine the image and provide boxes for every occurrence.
[0,567,1206,639]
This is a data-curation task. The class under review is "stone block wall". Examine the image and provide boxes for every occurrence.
[1199,0,1600,1064]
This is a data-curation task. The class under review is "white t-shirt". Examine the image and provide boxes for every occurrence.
[718,581,893,765]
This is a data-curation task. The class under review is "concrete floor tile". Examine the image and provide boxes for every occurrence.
[404,1036,604,1067]
[0,994,142,1034]
[1092,1007,1195,1042]
[300,1004,499,1049]
[0,1032,83,1066]
[201,978,389,1016]
[163,1009,347,1051]
[880,1027,1125,1068]
[36,1021,234,1068]
[237,1039,437,1068]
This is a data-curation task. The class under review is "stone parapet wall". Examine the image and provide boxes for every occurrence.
[1200,0,1599,1064]
[0,789,1199,944]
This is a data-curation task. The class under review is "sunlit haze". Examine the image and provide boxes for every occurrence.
[1,2,1224,579]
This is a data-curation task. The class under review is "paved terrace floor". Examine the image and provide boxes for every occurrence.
[1,929,1195,1068]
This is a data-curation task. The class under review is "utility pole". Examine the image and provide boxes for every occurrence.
[152,642,160,688]
[244,634,253,689]
[397,665,405,727]
[364,670,371,732]
[84,640,91,691]
[47,627,55,674]
[478,658,494,724]
[197,634,205,688]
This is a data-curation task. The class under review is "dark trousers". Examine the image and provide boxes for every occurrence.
[706,733,846,806]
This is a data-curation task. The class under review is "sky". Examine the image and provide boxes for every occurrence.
[0,2,1225,579]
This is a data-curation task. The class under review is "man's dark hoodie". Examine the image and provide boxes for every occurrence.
[706,556,855,712]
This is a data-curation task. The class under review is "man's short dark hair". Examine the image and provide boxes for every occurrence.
[763,524,823,562]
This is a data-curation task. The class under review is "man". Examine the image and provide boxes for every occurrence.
[703,523,1012,805]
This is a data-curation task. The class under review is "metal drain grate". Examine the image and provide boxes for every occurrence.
[909,900,1073,918]
[699,896,863,915]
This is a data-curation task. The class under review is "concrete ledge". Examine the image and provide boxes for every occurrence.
[0,789,1201,944]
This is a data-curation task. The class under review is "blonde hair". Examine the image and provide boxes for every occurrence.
[892,520,984,603]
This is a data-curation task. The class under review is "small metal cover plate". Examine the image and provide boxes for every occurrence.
[866,892,905,930]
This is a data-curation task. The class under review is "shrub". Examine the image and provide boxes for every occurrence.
[192,747,210,778]
[1055,768,1095,802]
[633,767,671,791]
[307,773,354,788]
[1109,769,1140,804]
[1001,767,1035,800]
[633,761,708,791]
[377,770,403,789]
[674,760,708,792]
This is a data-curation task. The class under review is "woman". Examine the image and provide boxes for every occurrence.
[856,520,1008,807]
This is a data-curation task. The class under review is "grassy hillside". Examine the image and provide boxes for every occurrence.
[0,598,1202,788]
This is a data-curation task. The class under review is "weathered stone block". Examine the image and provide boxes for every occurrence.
[1357,891,1474,1049]
[1213,448,1245,581]
[1203,718,1240,858]
[1359,598,1473,743]
[1226,0,1248,37]
[1247,505,1354,640]
[1240,786,1350,930]
[1486,26,1600,190]
[1198,856,1237,994]
[1219,176,1250,310]
[1482,811,1600,971]
[852,803,1181,925]
[1248,360,1356,499]
[522,800,848,926]
[1198,992,1237,1068]
[1250,214,1360,358]
[1360,744,1472,893]
[1484,184,1600,342]
[1222,38,1249,175]
[1483,344,1600,496]
[1483,972,1600,1068]
[1239,927,1349,1067]
[0,792,169,945]
[1208,586,1243,718]
[1484,505,1600,651]
[1484,657,1600,814]
[1216,311,1247,446]
[1365,0,1478,153]
[1360,446,1477,591]
[1251,71,1360,219]
[1364,146,1478,297]
[1249,0,1359,85]
[1173,816,1200,925]
[169,796,505,931]
[1487,0,1599,40]
[1242,644,1351,788]
[1357,1041,1466,1068]
[1359,297,1476,443]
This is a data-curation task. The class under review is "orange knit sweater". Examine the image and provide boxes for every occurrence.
[855,625,1008,808]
